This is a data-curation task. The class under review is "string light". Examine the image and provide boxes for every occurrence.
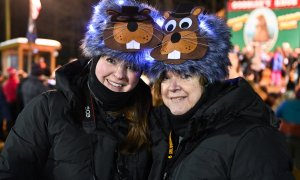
[156,18,164,28]
[88,24,96,33]
[93,5,100,14]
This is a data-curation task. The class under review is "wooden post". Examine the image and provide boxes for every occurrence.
[5,0,11,40]
[27,43,33,74]
[18,46,23,71]
[50,52,55,72]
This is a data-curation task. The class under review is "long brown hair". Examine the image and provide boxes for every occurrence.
[152,76,164,107]
[109,81,152,154]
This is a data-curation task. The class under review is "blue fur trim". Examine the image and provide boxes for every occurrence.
[81,0,161,70]
[146,14,232,83]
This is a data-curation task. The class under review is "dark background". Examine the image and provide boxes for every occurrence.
[0,0,226,65]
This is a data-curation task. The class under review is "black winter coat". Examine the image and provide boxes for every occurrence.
[149,78,294,180]
[0,60,151,180]
[21,76,50,105]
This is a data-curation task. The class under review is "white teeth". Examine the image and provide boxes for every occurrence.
[108,80,123,87]
[126,40,140,49]
[168,50,181,59]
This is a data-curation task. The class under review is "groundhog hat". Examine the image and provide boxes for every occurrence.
[81,0,162,70]
[147,4,232,83]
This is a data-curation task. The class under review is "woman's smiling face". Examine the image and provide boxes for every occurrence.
[161,71,203,115]
[95,56,141,92]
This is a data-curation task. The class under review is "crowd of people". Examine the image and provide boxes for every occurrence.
[0,0,299,179]
[229,43,300,96]
[228,42,300,109]
[0,57,54,142]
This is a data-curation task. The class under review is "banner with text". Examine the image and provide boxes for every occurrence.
[227,0,300,51]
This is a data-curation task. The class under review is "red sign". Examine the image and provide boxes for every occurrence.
[228,0,300,11]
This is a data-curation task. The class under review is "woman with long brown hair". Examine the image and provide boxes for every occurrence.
[0,0,162,179]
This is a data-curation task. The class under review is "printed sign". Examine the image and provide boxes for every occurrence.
[227,0,300,51]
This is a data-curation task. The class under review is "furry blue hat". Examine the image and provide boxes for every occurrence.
[147,5,232,83]
[81,0,162,70]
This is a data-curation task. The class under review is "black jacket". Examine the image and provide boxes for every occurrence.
[0,60,151,180]
[21,76,50,105]
[149,78,294,180]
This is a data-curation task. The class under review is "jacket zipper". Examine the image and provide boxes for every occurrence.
[164,133,208,180]
[173,160,184,180]
[163,136,185,180]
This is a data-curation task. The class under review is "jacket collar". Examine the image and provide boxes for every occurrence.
[55,59,90,103]
[186,77,277,139]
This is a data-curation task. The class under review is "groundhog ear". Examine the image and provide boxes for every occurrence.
[191,7,202,16]
[163,11,171,19]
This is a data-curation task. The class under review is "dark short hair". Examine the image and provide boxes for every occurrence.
[31,64,43,76]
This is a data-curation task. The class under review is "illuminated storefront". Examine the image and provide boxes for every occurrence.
[0,38,61,74]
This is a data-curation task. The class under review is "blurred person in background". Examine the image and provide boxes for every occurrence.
[271,47,284,87]
[21,64,50,105]
[241,45,254,75]
[276,88,300,172]
[250,44,265,83]
[37,57,51,77]
[228,51,243,79]
[15,69,28,115]
[295,48,300,85]
[0,71,11,141]
[1,67,19,130]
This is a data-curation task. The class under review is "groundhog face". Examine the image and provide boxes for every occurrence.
[151,7,208,64]
[103,6,163,52]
